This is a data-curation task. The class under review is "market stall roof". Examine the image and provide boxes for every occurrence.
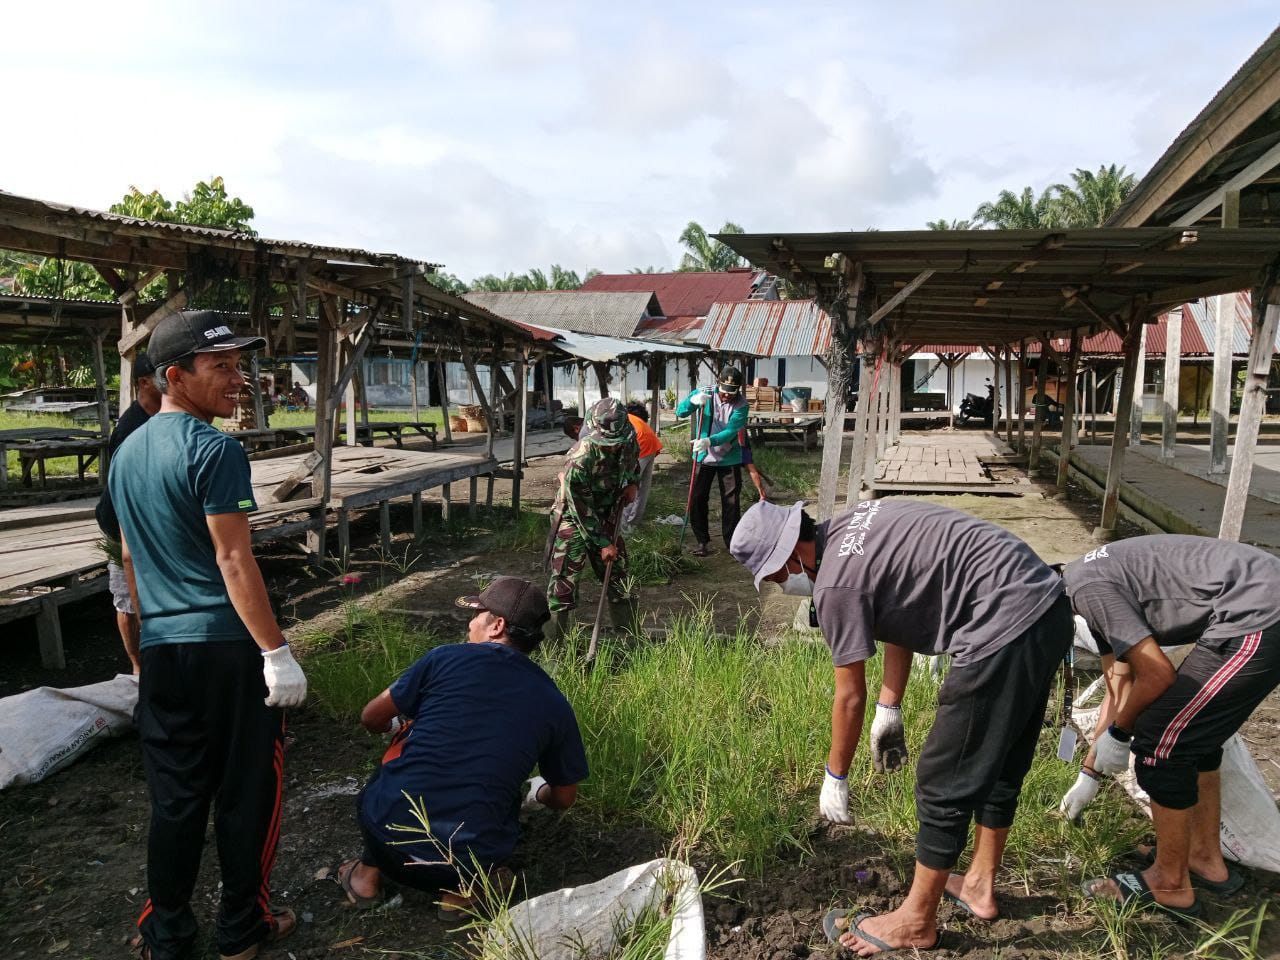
[515,323,704,364]
[1109,25,1280,228]
[464,290,661,339]
[0,294,118,343]
[715,226,1280,344]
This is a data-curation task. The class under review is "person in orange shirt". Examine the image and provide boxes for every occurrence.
[623,402,663,532]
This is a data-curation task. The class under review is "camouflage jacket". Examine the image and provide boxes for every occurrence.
[553,398,640,548]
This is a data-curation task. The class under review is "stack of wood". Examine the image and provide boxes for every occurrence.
[459,403,487,433]
[744,385,780,411]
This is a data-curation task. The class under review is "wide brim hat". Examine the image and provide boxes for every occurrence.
[729,500,807,591]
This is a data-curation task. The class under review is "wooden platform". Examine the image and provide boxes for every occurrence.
[869,433,1026,494]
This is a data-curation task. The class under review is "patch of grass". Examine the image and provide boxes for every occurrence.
[491,508,551,553]
[296,603,444,720]
[626,525,700,586]
[752,446,821,498]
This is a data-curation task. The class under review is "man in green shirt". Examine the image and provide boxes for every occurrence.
[675,366,749,556]
[113,311,307,960]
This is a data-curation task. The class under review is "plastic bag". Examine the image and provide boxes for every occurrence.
[491,858,704,960]
[0,674,138,790]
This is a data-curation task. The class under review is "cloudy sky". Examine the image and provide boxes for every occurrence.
[3,2,1276,280]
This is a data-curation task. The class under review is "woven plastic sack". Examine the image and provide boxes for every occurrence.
[490,858,704,960]
[1073,678,1280,874]
[0,674,137,790]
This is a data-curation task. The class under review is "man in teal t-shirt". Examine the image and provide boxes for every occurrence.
[112,310,307,960]
[675,366,749,556]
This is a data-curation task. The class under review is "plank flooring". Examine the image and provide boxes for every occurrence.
[870,433,1024,493]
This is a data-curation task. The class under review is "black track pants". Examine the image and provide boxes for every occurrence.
[689,463,742,548]
[913,595,1072,870]
[135,641,285,960]
[1133,621,1280,809]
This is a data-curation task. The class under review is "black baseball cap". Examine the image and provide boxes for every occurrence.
[455,576,550,635]
[132,350,156,380]
[148,309,266,368]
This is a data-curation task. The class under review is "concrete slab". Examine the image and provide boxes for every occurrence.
[1128,440,1280,506]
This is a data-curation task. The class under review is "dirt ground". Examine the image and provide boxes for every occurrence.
[2,445,1279,959]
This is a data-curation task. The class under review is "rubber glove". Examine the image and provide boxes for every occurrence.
[523,776,548,809]
[1058,769,1100,823]
[388,715,405,737]
[692,437,711,456]
[262,644,307,707]
[819,767,853,824]
[869,703,907,773]
[1093,726,1132,775]
[690,389,713,407]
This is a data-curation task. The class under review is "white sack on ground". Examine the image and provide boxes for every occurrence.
[0,674,138,790]
[1073,690,1280,874]
[491,858,704,960]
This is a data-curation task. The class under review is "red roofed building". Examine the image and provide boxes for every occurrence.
[580,268,774,340]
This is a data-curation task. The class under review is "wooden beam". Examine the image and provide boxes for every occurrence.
[1055,331,1081,494]
[117,288,189,355]
[1129,321,1147,447]
[1173,140,1280,226]
[511,354,526,514]
[1161,308,1183,464]
[1209,295,1234,474]
[1219,283,1280,540]
[819,260,861,518]
[1028,344,1049,475]
[864,269,934,326]
[1095,312,1145,540]
[436,360,453,443]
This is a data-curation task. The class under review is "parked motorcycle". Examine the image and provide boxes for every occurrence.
[958,379,996,426]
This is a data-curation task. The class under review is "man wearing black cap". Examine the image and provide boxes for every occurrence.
[95,350,161,676]
[675,366,749,556]
[338,576,588,914]
[111,311,306,960]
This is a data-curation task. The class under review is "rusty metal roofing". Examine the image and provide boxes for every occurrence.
[580,269,763,320]
[0,188,440,269]
[700,299,832,357]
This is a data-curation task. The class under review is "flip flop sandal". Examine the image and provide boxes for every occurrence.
[1132,846,1248,896]
[942,884,996,923]
[822,909,942,954]
[1082,871,1202,921]
[689,544,716,557]
[335,859,385,909]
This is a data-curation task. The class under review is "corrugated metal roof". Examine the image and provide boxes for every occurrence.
[464,290,660,338]
[0,189,438,269]
[700,299,832,357]
[634,314,706,340]
[580,269,763,320]
[907,344,981,355]
[515,322,704,364]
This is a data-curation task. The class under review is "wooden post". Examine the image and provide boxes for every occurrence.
[944,358,954,429]
[889,358,903,445]
[412,491,423,539]
[1016,340,1027,453]
[1130,321,1147,447]
[1028,342,1049,476]
[990,346,1002,439]
[92,333,110,474]
[817,354,850,521]
[620,362,629,406]
[649,358,661,429]
[1089,367,1098,441]
[357,360,370,431]
[36,598,66,670]
[344,342,357,447]
[1219,285,1280,541]
[1055,332,1081,494]
[1004,348,1014,444]
[512,354,527,514]
[544,356,556,423]
[250,354,266,430]
[577,363,587,416]
[844,348,876,506]
[1094,312,1145,541]
[410,359,420,423]
[308,293,336,558]
[459,342,490,414]
[436,360,453,443]
[379,500,391,554]
[1161,310,1183,464]
[485,343,500,461]
[862,351,883,495]
[1209,295,1233,475]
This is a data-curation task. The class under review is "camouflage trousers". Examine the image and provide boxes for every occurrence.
[546,521,630,613]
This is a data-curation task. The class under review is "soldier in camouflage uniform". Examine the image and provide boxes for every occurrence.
[545,398,640,642]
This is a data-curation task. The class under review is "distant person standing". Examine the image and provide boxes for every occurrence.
[676,367,749,556]
[113,311,307,960]
[95,351,161,676]
[622,401,663,532]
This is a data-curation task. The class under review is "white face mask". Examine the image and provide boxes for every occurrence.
[781,570,813,597]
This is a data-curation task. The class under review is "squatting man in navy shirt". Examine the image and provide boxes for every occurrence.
[340,576,588,917]
[730,499,1071,956]
[112,311,308,960]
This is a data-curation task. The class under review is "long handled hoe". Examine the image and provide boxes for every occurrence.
[587,501,625,662]
[677,404,704,549]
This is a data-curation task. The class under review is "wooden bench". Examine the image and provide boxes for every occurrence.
[17,438,107,488]
[747,414,822,451]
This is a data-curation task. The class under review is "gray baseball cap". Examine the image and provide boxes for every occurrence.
[730,500,807,591]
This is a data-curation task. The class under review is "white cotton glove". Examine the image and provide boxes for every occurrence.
[1093,727,1132,775]
[692,437,712,456]
[523,776,549,810]
[262,644,308,708]
[387,716,405,738]
[869,703,908,773]
[690,389,713,408]
[819,768,853,824]
[1058,769,1101,824]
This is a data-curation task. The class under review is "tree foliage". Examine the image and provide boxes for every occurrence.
[678,221,745,272]
[467,263,588,292]
[968,164,1136,230]
[925,218,975,230]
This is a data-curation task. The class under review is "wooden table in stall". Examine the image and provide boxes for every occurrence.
[229,421,439,451]
[745,411,823,450]
[0,428,104,491]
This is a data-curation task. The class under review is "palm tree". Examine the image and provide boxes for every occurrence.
[678,221,745,271]
[925,218,975,230]
[1050,164,1137,227]
[972,187,1063,229]
[425,271,468,296]
[627,265,663,274]
[549,264,582,289]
